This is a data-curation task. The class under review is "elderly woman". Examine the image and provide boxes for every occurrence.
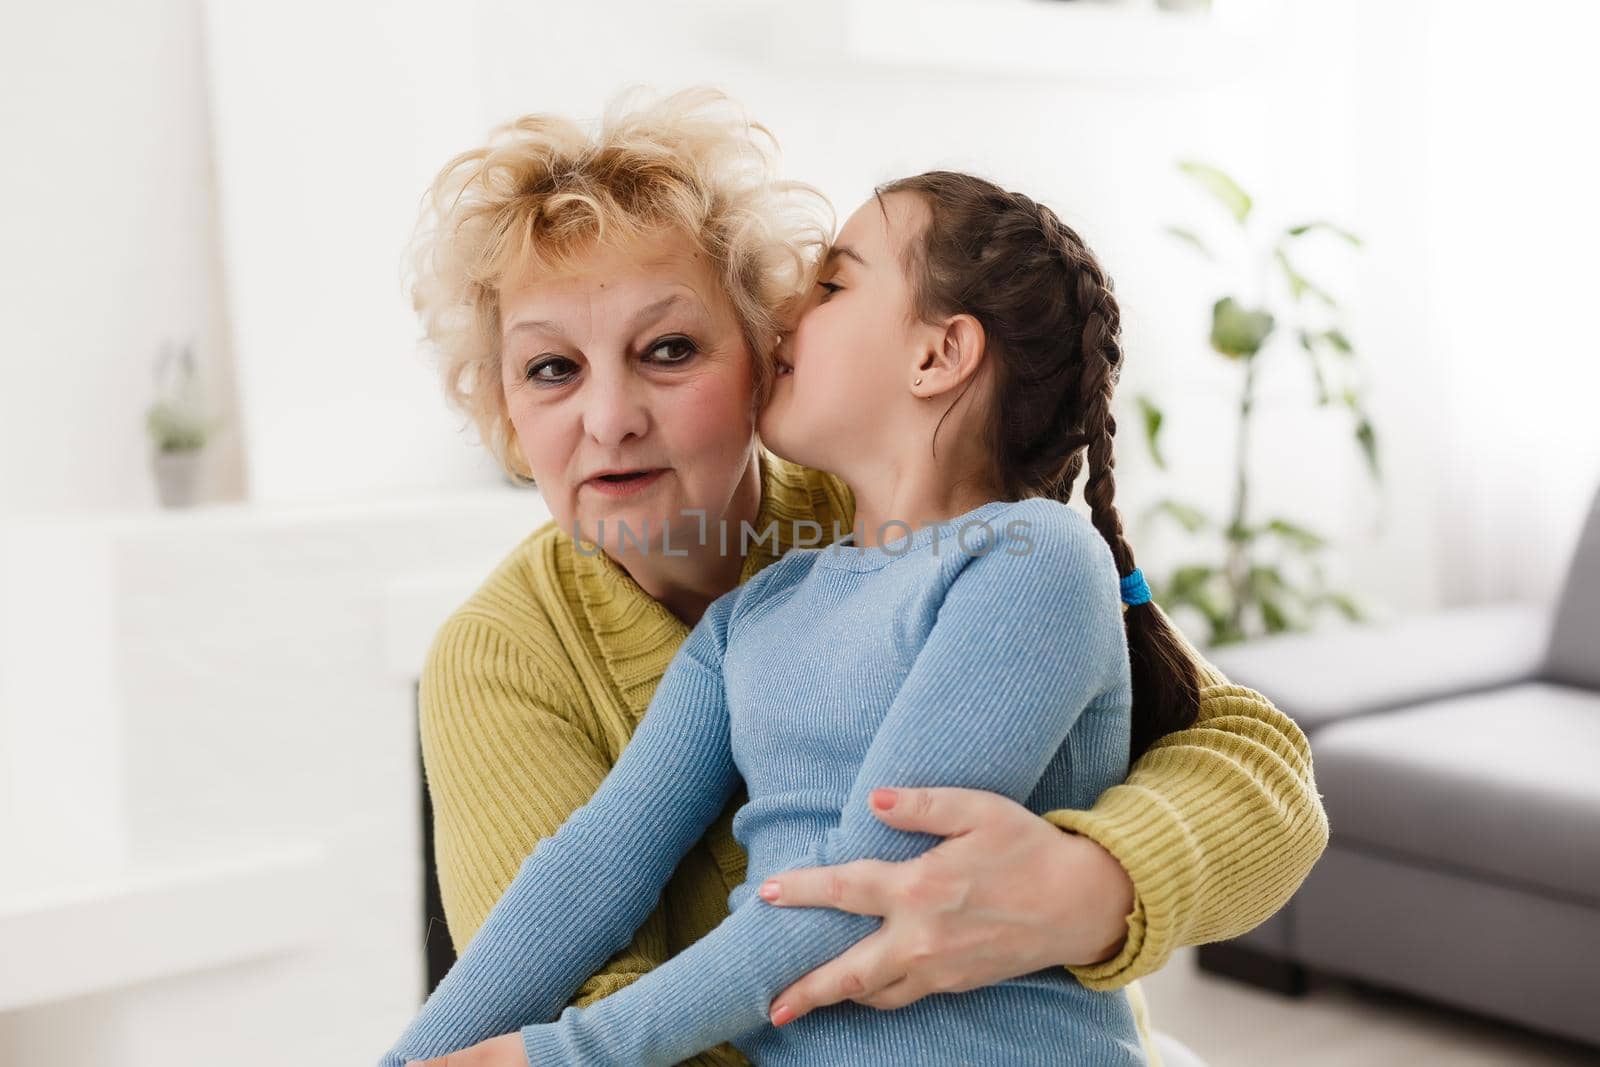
[403,87,1326,1066]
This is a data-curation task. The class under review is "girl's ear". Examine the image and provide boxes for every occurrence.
[912,313,986,395]
[939,313,988,385]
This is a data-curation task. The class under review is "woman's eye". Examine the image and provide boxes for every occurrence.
[526,357,576,384]
[647,336,698,364]
[817,281,842,299]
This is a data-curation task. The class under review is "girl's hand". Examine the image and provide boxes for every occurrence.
[757,785,1133,1028]
[403,1032,527,1067]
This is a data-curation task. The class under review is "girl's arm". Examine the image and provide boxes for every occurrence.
[377,593,745,1067]
[418,611,678,1008]
[518,499,1129,1066]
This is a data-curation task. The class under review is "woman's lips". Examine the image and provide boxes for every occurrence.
[582,469,669,497]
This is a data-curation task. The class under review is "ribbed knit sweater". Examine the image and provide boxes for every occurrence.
[381,497,1145,1065]
[404,448,1329,1067]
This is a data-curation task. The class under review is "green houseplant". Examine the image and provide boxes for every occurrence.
[1139,160,1379,646]
[145,340,223,507]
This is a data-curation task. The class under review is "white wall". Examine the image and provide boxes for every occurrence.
[0,0,248,516]
[1421,0,1600,607]
[4,0,1595,605]
[202,0,507,506]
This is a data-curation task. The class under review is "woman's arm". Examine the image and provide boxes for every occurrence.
[516,500,1131,1066]
[381,603,742,1067]
[1046,614,1329,989]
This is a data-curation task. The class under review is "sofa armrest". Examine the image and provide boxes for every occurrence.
[1204,602,1553,733]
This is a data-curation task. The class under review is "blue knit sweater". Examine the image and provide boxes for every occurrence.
[379,496,1143,1066]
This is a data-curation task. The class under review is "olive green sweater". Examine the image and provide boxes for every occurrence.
[418,448,1329,1066]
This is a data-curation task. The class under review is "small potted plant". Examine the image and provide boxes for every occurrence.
[145,340,224,508]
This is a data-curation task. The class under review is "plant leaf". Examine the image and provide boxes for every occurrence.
[1212,620,1249,647]
[1285,220,1363,246]
[1296,329,1332,405]
[1274,248,1338,307]
[1168,563,1218,597]
[1259,595,1294,634]
[1146,497,1211,533]
[1137,394,1167,470]
[1355,417,1380,481]
[1164,225,1215,261]
[1160,565,1230,635]
[1211,297,1275,359]
[1263,517,1327,552]
[1178,160,1253,225]
[1247,563,1289,597]
[1310,591,1366,622]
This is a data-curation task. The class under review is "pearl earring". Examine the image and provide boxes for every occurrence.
[913,377,923,386]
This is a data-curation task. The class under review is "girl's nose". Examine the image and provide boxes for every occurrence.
[774,304,801,337]
[775,284,817,335]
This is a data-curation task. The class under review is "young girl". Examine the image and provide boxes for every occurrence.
[380,171,1206,1067]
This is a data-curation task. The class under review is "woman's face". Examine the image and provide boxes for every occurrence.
[499,228,759,558]
[757,191,930,475]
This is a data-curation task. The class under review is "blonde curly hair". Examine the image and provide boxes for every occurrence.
[405,85,834,483]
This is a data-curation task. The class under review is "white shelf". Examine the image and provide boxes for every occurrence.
[762,0,1261,87]
[0,841,330,1013]
[383,568,503,682]
[0,483,541,537]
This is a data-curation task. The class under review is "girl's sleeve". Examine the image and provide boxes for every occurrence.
[518,500,1129,1066]
[1044,602,1330,990]
[418,611,681,1009]
[376,593,744,1067]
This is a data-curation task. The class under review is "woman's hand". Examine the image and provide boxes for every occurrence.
[403,1032,527,1067]
[757,786,1134,1027]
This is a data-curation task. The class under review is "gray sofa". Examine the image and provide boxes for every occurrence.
[1199,483,1600,1048]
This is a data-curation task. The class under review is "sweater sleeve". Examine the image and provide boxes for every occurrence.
[377,596,744,1067]
[518,499,1131,1066]
[1045,600,1330,990]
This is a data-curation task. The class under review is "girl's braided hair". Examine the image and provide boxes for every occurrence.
[878,171,1204,762]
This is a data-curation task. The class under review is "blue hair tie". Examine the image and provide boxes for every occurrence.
[1120,567,1151,606]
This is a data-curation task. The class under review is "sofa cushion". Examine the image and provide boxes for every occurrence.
[1545,481,1600,689]
[1206,603,1552,733]
[1312,682,1600,904]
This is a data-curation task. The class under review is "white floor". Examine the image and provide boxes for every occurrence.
[1142,948,1595,1067]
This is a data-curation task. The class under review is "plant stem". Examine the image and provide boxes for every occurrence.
[1226,343,1258,636]
[1224,237,1274,638]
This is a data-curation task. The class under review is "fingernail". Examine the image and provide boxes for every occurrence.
[771,1003,795,1027]
[871,788,897,809]
[759,880,780,901]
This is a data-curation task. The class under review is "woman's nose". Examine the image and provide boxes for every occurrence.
[581,372,649,446]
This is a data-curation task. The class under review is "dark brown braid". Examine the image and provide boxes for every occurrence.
[877,171,1202,762]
